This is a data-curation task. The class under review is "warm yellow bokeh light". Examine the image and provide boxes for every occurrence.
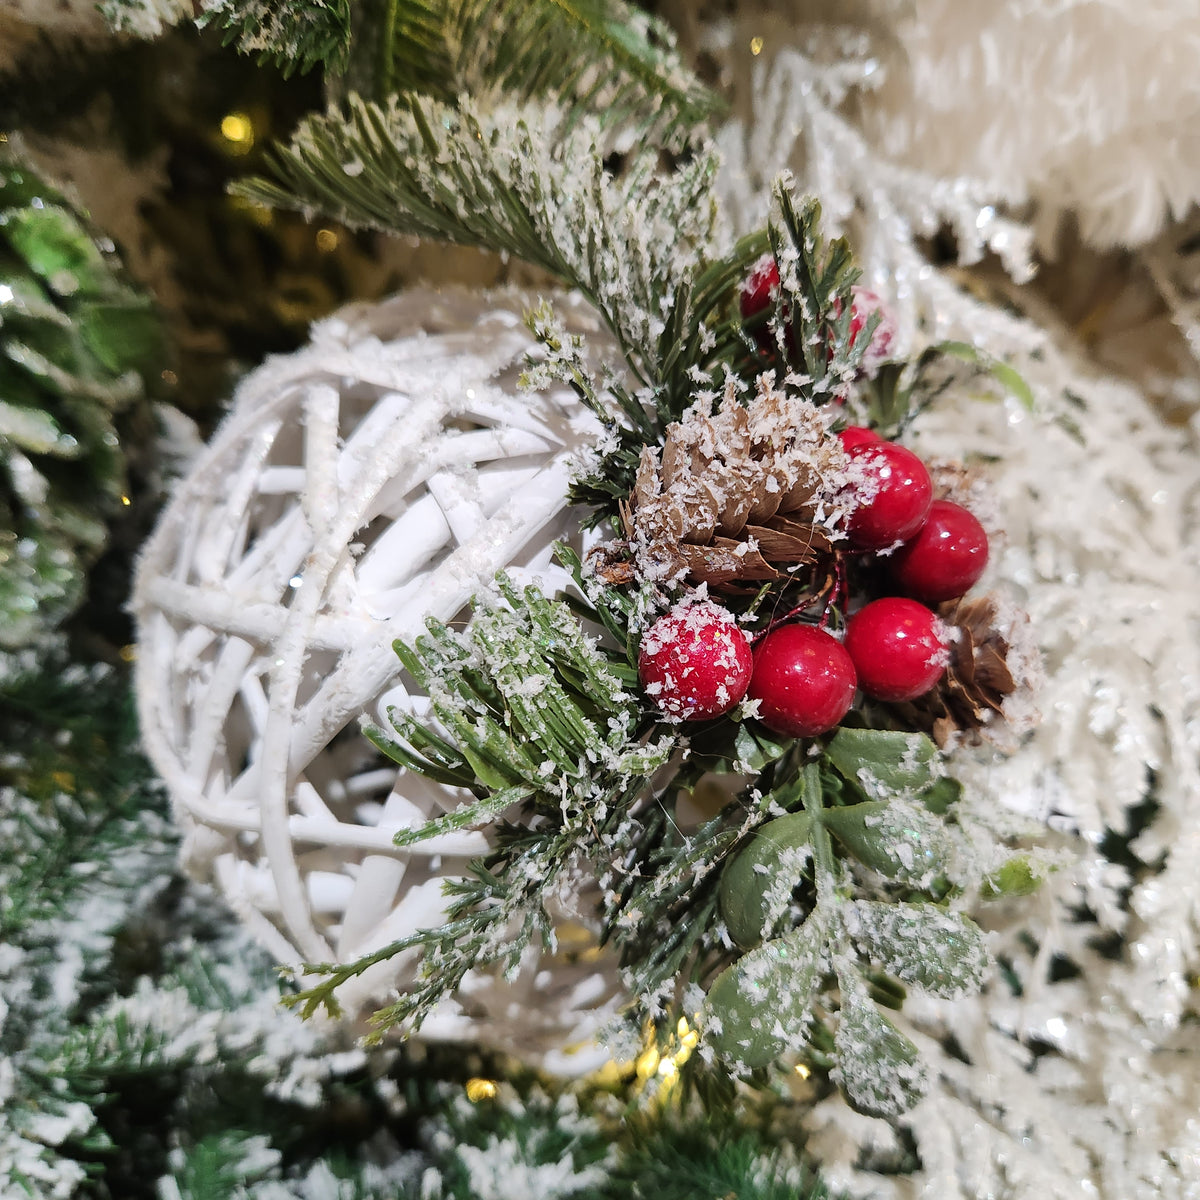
[220,113,255,153]
[464,1078,498,1102]
[635,1045,660,1080]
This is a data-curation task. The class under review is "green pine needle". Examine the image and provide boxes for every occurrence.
[379,0,720,138]
[607,1123,840,1200]
[198,0,354,78]
[236,94,720,389]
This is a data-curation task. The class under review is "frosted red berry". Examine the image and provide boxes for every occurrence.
[746,624,858,739]
[639,602,753,721]
[844,441,933,550]
[891,499,989,602]
[837,425,882,453]
[843,597,948,703]
[739,254,780,319]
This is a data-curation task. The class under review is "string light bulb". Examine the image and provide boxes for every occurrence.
[464,1078,497,1102]
[220,113,255,154]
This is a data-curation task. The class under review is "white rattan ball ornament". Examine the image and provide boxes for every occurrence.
[133,287,626,1070]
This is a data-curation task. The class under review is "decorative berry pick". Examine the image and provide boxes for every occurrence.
[281,188,1041,1125]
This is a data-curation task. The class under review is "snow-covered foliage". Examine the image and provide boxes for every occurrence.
[8,664,826,1199]
[0,665,392,1197]
[239,94,721,382]
[710,24,1200,1200]
[97,0,191,38]
[860,0,1200,249]
[691,0,1200,250]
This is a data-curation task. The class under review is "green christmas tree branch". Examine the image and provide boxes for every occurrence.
[236,94,721,390]
[374,0,719,137]
[197,0,355,78]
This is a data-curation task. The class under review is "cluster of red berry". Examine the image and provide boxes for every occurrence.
[738,255,897,375]
[636,428,991,740]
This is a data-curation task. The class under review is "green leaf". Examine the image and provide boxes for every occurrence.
[733,722,791,773]
[718,812,812,949]
[843,900,989,999]
[834,973,928,1117]
[917,773,962,815]
[935,340,1036,411]
[704,915,825,1070]
[981,854,1045,898]
[821,799,954,885]
[824,728,940,798]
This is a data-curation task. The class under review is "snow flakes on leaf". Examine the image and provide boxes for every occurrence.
[842,900,989,1000]
[704,913,826,1069]
[833,969,929,1118]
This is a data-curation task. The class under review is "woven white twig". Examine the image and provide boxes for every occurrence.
[133,287,625,1071]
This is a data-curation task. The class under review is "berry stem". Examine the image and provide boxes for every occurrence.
[754,569,840,644]
[818,552,849,631]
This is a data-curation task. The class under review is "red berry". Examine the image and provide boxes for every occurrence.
[739,254,779,320]
[846,286,897,373]
[829,287,897,377]
[639,602,752,721]
[844,441,933,550]
[837,425,882,453]
[746,625,857,738]
[843,598,947,703]
[891,499,989,602]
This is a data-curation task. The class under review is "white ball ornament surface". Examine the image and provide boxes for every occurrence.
[133,287,625,1070]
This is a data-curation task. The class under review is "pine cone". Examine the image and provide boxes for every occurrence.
[900,594,1030,747]
[593,379,849,590]
[927,459,1001,535]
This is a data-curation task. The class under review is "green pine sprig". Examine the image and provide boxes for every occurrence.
[197,0,355,78]
[283,560,677,1035]
[236,95,720,388]
[375,0,720,139]
[186,0,720,139]
[766,185,873,395]
[603,1121,841,1200]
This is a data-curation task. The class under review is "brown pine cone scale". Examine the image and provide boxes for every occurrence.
[593,379,851,590]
